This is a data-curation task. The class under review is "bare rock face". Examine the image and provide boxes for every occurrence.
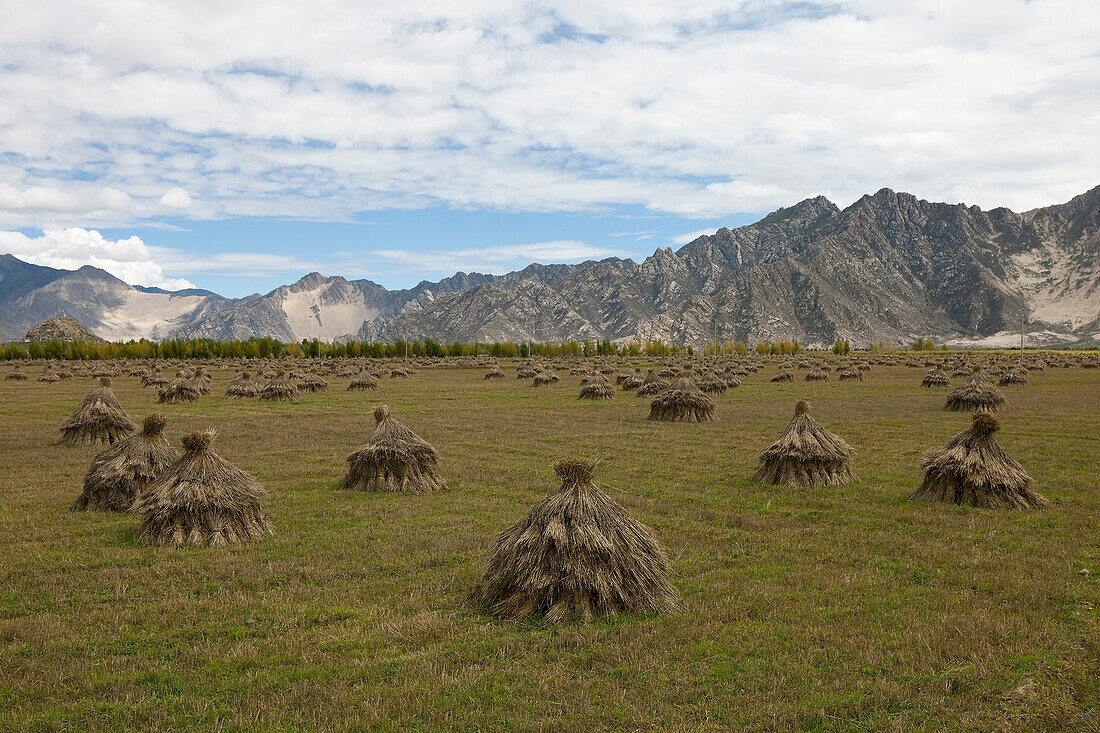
[0,186,1097,346]
[24,316,107,344]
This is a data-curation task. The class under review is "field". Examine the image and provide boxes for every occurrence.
[1,361,1098,731]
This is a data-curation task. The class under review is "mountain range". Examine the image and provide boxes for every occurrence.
[2,186,1098,348]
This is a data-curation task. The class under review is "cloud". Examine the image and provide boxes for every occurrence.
[367,241,630,274]
[670,228,720,245]
[611,229,659,240]
[159,187,192,208]
[146,247,323,278]
[0,228,196,290]
[0,0,1096,230]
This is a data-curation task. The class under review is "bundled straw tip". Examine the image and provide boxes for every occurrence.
[373,405,391,422]
[554,457,598,484]
[971,412,1000,435]
[142,413,167,435]
[99,376,111,386]
[794,399,811,416]
[182,429,216,452]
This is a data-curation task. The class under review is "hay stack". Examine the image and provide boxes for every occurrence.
[533,370,559,387]
[944,368,1005,412]
[838,367,863,382]
[516,364,539,379]
[390,366,410,378]
[259,371,299,402]
[348,369,380,391]
[6,367,28,380]
[910,413,1047,509]
[771,369,794,383]
[484,365,506,380]
[142,369,170,388]
[299,370,329,393]
[158,372,200,404]
[225,371,260,398]
[579,374,615,400]
[38,369,60,383]
[341,405,446,492]
[648,377,717,422]
[753,400,854,487]
[998,367,1029,387]
[805,367,829,382]
[59,377,136,446]
[921,367,950,388]
[133,430,274,546]
[621,369,644,391]
[635,369,668,396]
[192,367,213,395]
[476,458,675,623]
[72,414,180,512]
[697,372,727,395]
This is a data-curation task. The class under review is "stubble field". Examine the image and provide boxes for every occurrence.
[0,361,1097,731]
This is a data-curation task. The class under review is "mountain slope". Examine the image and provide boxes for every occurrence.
[1,186,1097,346]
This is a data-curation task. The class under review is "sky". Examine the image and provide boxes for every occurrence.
[0,0,1097,297]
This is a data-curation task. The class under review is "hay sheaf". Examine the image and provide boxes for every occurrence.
[341,405,446,493]
[158,373,201,404]
[484,365,506,380]
[348,370,380,391]
[299,371,329,393]
[999,368,1029,387]
[635,370,669,397]
[754,400,854,487]
[921,367,950,388]
[225,371,260,398]
[133,429,274,546]
[910,413,1048,509]
[648,377,716,422]
[59,377,137,446]
[579,374,615,400]
[259,371,300,402]
[533,370,559,387]
[697,372,727,395]
[72,414,180,512]
[770,369,794,383]
[944,369,1005,412]
[476,458,676,623]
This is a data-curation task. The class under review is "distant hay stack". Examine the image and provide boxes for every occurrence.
[59,377,136,446]
[348,369,380,391]
[390,366,410,378]
[516,364,539,379]
[225,371,260,398]
[476,458,675,623]
[299,369,329,393]
[754,400,854,487]
[921,367,950,388]
[533,370,559,387]
[648,377,717,422]
[998,367,1029,387]
[578,374,615,400]
[837,367,863,382]
[191,366,213,395]
[910,413,1048,509]
[341,405,446,493]
[38,369,60,383]
[259,371,300,402]
[697,372,727,395]
[133,430,274,546]
[805,367,829,382]
[771,369,794,383]
[158,372,200,404]
[72,414,180,512]
[620,369,644,391]
[635,369,669,396]
[142,368,170,389]
[484,364,506,380]
[944,368,1005,412]
[6,367,28,381]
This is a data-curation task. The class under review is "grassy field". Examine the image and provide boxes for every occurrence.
[0,362,1097,731]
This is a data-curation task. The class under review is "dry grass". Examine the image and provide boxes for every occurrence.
[0,362,1098,731]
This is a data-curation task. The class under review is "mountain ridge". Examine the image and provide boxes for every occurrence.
[1,186,1097,347]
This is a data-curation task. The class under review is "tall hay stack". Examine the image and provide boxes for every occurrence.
[158,372,201,404]
[484,365,506,380]
[348,370,380,391]
[299,369,329,393]
[259,371,300,402]
[72,414,180,512]
[476,458,675,623]
[921,367,950,388]
[754,400,854,487]
[6,367,27,381]
[341,406,446,493]
[648,377,716,422]
[59,377,136,446]
[635,369,668,397]
[944,368,1005,412]
[579,374,615,400]
[910,413,1047,509]
[133,430,274,546]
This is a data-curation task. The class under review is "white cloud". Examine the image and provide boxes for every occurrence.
[0,229,196,290]
[159,187,192,208]
[146,247,324,278]
[368,241,630,274]
[671,228,720,245]
[0,0,1096,229]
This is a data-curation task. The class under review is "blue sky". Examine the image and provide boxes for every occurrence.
[0,0,1097,297]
